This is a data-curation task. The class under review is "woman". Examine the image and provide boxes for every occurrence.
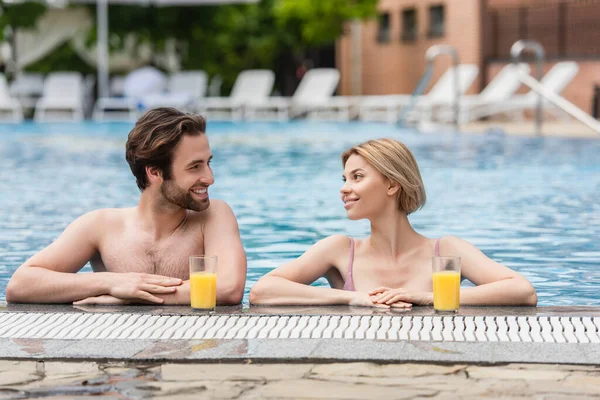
[250,138,537,309]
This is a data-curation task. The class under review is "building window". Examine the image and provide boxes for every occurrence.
[402,8,417,42]
[377,13,391,43]
[428,5,445,38]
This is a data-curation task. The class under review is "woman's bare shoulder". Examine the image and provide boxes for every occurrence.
[315,234,352,252]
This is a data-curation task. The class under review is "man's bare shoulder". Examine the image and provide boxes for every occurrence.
[188,199,234,221]
[75,208,132,232]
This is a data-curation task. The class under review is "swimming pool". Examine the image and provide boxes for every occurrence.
[0,121,598,306]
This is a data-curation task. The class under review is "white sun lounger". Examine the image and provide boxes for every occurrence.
[93,75,138,121]
[359,64,479,124]
[0,74,24,123]
[94,67,169,122]
[141,70,209,112]
[245,68,350,121]
[9,72,44,110]
[199,70,275,120]
[470,61,579,121]
[34,72,85,122]
[436,63,531,123]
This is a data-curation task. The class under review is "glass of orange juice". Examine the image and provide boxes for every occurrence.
[189,255,218,312]
[432,256,461,314]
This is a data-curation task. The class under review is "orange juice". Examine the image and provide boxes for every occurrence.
[190,272,217,310]
[432,271,460,311]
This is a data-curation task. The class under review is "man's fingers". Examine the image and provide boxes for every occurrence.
[145,277,183,286]
[369,287,391,295]
[73,295,128,305]
[141,284,178,294]
[73,298,94,305]
[137,291,165,304]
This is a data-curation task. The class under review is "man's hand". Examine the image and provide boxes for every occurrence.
[73,295,132,305]
[103,273,183,304]
[369,287,432,306]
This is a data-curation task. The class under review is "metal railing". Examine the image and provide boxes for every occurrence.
[511,40,545,135]
[399,44,460,130]
[511,39,600,135]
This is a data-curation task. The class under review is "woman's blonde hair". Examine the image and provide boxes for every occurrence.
[341,138,426,214]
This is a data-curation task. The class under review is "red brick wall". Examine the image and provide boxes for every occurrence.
[337,0,483,96]
[337,0,598,113]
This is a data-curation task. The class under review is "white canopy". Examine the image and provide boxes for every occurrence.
[5,0,258,97]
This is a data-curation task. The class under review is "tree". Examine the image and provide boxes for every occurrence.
[22,0,378,94]
[0,2,47,40]
[0,2,47,74]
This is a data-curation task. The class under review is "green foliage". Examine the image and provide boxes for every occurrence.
[0,2,47,41]
[25,41,95,75]
[9,0,378,93]
[273,0,378,48]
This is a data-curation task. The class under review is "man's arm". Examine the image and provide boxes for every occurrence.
[7,210,109,303]
[6,210,181,304]
[202,199,247,305]
[154,200,246,306]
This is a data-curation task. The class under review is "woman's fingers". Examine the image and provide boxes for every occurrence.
[385,294,410,305]
[369,287,391,295]
[372,303,391,309]
[387,296,412,307]
[390,301,412,308]
[375,292,399,304]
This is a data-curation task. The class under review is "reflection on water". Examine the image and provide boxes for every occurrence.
[0,121,599,306]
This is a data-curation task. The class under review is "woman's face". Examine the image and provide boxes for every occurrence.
[341,154,394,220]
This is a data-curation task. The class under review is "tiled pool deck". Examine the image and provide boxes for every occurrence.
[1,304,599,399]
[0,304,599,365]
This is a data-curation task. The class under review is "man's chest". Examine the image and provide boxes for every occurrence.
[97,233,204,280]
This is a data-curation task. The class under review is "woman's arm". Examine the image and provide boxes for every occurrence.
[250,235,386,308]
[371,236,537,307]
[444,236,538,306]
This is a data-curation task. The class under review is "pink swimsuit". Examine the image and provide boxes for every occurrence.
[343,237,441,291]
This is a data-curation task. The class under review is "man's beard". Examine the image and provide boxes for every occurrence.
[160,179,209,212]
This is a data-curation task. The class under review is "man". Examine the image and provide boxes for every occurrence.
[6,108,246,305]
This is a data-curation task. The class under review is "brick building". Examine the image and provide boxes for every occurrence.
[336,0,600,115]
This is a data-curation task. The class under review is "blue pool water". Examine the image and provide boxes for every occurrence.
[0,121,599,306]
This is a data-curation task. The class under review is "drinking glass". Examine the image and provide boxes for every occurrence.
[189,255,218,311]
[432,256,461,314]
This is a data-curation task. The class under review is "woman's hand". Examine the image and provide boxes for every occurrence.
[369,287,433,306]
[348,292,389,308]
[347,291,412,309]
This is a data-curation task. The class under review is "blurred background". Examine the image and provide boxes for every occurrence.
[0,0,598,123]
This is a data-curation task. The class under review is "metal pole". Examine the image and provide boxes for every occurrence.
[510,40,544,135]
[425,44,460,130]
[97,0,109,99]
[349,19,362,96]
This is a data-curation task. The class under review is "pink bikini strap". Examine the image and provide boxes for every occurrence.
[435,238,440,257]
[343,237,356,291]
[348,237,355,278]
